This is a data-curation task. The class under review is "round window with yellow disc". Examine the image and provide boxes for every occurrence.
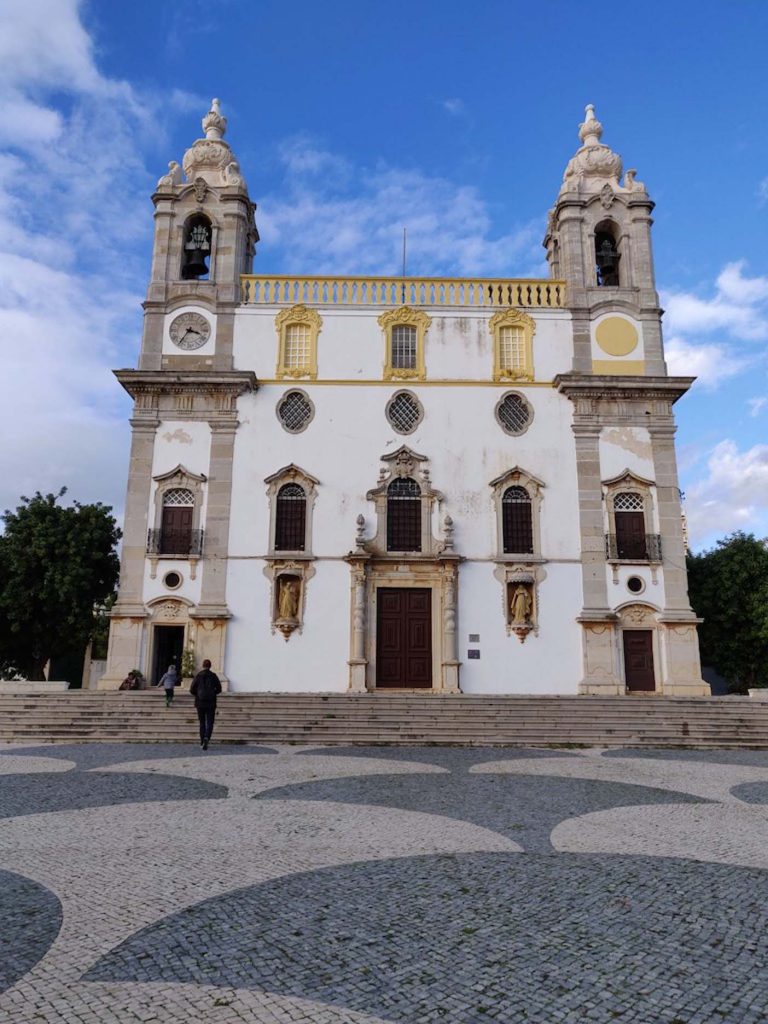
[595,317,639,356]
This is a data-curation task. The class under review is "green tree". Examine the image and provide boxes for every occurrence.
[687,531,768,692]
[0,489,121,680]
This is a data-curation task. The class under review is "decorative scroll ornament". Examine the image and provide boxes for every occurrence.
[156,160,182,190]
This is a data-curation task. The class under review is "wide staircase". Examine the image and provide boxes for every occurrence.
[1,692,768,747]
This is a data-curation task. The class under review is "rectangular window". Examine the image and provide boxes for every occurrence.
[391,325,417,370]
[284,324,311,370]
[499,325,526,374]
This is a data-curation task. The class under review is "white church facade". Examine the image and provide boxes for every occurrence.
[101,100,708,696]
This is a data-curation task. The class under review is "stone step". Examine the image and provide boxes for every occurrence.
[1,693,766,748]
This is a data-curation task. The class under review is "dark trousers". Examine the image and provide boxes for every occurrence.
[164,687,174,706]
[197,704,216,742]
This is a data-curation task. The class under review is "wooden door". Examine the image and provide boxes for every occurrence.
[376,588,432,688]
[623,629,655,692]
[161,506,193,554]
[616,512,646,559]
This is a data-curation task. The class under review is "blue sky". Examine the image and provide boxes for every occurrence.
[1,0,767,549]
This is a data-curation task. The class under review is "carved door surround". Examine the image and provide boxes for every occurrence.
[617,602,660,694]
[346,446,461,692]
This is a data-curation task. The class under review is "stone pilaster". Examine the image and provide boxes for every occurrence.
[197,420,238,615]
[649,424,708,695]
[440,561,461,693]
[346,558,369,692]
[100,416,157,687]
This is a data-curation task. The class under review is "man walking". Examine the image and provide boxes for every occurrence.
[190,659,222,750]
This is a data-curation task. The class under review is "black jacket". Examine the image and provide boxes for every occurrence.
[190,669,222,708]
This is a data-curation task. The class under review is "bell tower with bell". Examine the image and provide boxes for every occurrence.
[102,100,259,689]
[549,105,706,697]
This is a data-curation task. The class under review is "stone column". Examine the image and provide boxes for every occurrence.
[440,562,461,692]
[100,416,157,687]
[347,562,368,692]
[649,424,708,695]
[573,423,621,693]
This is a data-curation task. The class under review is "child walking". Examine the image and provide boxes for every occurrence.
[157,664,178,707]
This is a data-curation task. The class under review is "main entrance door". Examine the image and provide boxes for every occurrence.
[376,588,432,689]
[623,629,655,692]
[152,625,185,685]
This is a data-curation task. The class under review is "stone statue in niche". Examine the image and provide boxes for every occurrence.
[277,576,301,621]
[509,583,532,624]
[507,581,534,643]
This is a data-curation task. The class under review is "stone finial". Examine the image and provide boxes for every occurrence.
[355,514,367,551]
[561,101,623,190]
[578,104,603,146]
[443,514,454,552]
[203,98,227,141]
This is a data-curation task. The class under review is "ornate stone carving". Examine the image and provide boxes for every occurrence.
[181,99,239,188]
[193,177,208,203]
[224,160,247,189]
[600,183,615,209]
[265,561,315,641]
[562,104,623,191]
[156,160,182,190]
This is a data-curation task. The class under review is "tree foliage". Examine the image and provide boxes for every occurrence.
[687,531,768,692]
[0,489,121,680]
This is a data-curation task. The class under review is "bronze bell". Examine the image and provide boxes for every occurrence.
[182,223,211,280]
[596,238,620,287]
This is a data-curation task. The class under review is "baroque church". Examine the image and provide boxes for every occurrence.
[101,100,708,696]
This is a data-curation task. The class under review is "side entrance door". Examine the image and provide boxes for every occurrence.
[623,629,655,692]
[376,588,432,689]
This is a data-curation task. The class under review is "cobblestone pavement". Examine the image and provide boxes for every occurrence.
[1,743,768,1023]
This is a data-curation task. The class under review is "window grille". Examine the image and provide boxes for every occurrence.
[386,477,422,552]
[387,392,422,433]
[277,391,313,432]
[162,488,194,507]
[496,393,531,435]
[275,483,307,551]
[284,323,311,370]
[613,491,644,511]
[498,325,526,374]
[502,486,533,554]
[391,325,417,369]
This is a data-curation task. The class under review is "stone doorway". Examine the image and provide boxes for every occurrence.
[375,587,433,689]
[151,625,185,685]
[623,629,655,692]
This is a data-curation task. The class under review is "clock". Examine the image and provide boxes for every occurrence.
[169,311,211,351]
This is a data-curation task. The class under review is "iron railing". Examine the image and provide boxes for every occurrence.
[605,533,662,563]
[147,528,204,557]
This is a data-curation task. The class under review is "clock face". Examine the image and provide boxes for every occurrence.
[169,312,211,351]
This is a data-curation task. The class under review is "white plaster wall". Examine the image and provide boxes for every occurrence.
[457,561,583,694]
[226,560,350,691]
[143,421,211,608]
[599,426,654,482]
[225,372,583,692]
[232,307,573,382]
[606,564,666,612]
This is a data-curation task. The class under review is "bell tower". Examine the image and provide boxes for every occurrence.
[139,98,259,372]
[550,105,706,697]
[102,100,258,688]
[544,104,664,375]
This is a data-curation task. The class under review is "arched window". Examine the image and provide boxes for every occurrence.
[614,491,646,559]
[275,483,307,552]
[181,214,212,280]
[387,477,422,552]
[595,222,620,287]
[160,488,194,554]
[502,486,533,554]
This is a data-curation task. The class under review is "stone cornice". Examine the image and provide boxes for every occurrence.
[554,373,694,404]
[115,369,258,399]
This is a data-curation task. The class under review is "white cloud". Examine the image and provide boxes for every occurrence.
[685,440,768,547]
[443,98,465,116]
[0,0,153,522]
[260,137,544,276]
[748,397,767,417]
[662,261,768,342]
[664,335,752,390]
[758,177,768,206]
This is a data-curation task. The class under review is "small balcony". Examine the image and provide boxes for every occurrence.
[147,528,204,557]
[605,533,662,563]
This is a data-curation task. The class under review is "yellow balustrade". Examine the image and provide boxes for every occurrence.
[240,275,566,309]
